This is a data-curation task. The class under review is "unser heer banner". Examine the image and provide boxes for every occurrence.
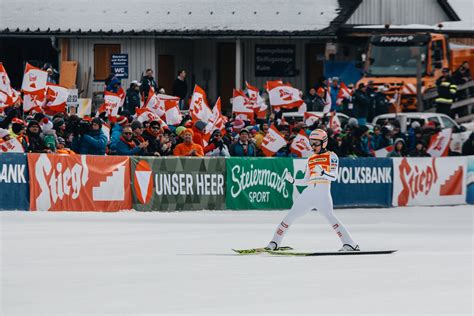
[28,154,132,211]
[392,157,467,207]
[131,157,226,211]
[226,157,293,210]
[291,157,393,208]
[0,153,29,210]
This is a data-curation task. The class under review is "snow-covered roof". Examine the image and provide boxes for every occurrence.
[0,0,359,36]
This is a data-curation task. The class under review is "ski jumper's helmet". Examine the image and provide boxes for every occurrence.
[309,129,328,149]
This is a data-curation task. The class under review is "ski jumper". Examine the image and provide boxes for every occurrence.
[270,150,357,247]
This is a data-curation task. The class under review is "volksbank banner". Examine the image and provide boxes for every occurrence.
[226,158,293,210]
[131,157,226,211]
[0,153,29,210]
[331,158,393,207]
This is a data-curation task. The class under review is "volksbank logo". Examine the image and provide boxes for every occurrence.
[337,167,392,184]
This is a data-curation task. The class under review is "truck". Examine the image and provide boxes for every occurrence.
[357,33,474,112]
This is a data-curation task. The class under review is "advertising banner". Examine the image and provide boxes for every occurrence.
[28,154,132,211]
[0,153,29,210]
[131,157,226,211]
[466,156,474,204]
[226,157,293,210]
[392,157,466,207]
[291,157,393,208]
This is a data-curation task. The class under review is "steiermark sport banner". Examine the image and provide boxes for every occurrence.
[131,157,226,211]
[226,157,294,209]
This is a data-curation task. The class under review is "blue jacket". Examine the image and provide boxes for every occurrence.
[229,141,257,157]
[72,129,108,155]
[109,124,123,152]
[330,85,340,111]
[113,138,144,156]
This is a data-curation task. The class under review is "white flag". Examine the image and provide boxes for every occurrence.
[164,96,182,125]
[232,89,254,121]
[0,138,24,153]
[290,130,313,157]
[267,81,304,109]
[427,129,452,157]
[189,84,212,123]
[21,63,47,93]
[261,125,287,157]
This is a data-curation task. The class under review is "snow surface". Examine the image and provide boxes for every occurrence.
[0,0,339,33]
[1,206,473,315]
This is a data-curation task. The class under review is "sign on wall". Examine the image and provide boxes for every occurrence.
[0,153,29,210]
[392,157,466,207]
[255,45,296,77]
[28,154,132,211]
[131,157,226,211]
[111,54,129,79]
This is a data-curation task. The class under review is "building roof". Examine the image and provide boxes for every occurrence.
[0,0,361,37]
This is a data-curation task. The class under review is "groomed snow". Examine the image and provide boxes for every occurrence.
[1,206,473,315]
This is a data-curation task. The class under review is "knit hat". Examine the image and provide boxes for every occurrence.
[175,126,186,136]
[27,120,40,129]
[57,137,66,145]
[233,119,245,131]
[194,120,207,132]
[92,117,103,128]
[149,120,161,128]
[116,116,128,126]
[183,128,194,136]
[53,118,65,130]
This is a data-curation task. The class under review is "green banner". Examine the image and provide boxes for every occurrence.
[131,157,226,211]
[226,157,294,209]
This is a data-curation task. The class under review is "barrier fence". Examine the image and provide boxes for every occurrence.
[0,154,472,211]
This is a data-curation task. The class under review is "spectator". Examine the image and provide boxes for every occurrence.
[160,131,174,156]
[172,69,188,110]
[173,128,204,157]
[452,61,471,85]
[435,68,457,117]
[366,80,377,122]
[369,125,384,151]
[43,63,58,84]
[56,137,75,155]
[124,81,141,115]
[313,87,328,112]
[391,121,407,143]
[353,83,370,126]
[379,125,394,149]
[53,117,67,140]
[72,118,107,155]
[141,120,164,156]
[10,118,27,149]
[374,85,390,117]
[304,87,318,112]
[204,130,230,157]
[329,77,340,112]
[341,83,355,117]
[109,116,130,151]
[41,118,57,152]
[25,120,50,153]
[114,125,147,156]
[192,120,206,147]
[131,120,149,149]
[140,68,158,100]
[408,140,430,157]
[229,129,257,157]
[388,138,406,157]
[106,77,121,93]
[461,132,474,155]
[326,129,341,156]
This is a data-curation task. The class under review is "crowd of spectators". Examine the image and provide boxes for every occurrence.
[1,65,473,158]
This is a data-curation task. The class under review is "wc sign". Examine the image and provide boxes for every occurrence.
[111,54,129,79]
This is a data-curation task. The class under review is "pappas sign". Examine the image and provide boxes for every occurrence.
[111,54,129,79]
[255,45,296,77]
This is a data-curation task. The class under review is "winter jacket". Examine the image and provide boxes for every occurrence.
[25,131,48,153]
[172,77,188,99]
[141,129,162,155]
[173,142,204,157]
[436,76,457,105]
[353,89,370,119]
[140,76,158,100]
[114,136,144,156]
[229,141,257,157]
[72,129,108,155]
[374,92,390,116]
[125,88,141,115]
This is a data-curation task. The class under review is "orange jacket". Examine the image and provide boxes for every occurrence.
[173,142,204,157]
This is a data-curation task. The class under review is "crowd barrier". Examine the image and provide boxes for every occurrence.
[0,154,472,211]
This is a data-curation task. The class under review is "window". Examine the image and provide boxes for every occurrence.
[427,116,440,124]
[431,41,444,70]
[441,116,455,129]
[93,44,120,81]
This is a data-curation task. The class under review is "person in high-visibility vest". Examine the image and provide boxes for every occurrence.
[435,68,457,118]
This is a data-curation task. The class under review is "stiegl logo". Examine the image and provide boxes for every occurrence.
[398,158,437,206]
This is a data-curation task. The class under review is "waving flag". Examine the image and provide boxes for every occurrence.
[164,96,182,126]
[23,89,46,113]
[427,128,452,157]
[328,111,342,134]
[267,81,304,109]
[261,125,287,157]
[0,137,24,153]
[304,112,321,127]
[373,145,394,157]
[135,108,169,130]
[44,83,68,115]
[21,63,47,93]
[232,89,254,121]
[203,97,226,145]
[98,91,122,117]
[290,130,313,157]
[0,63,19,110]
[189,84,212,123]
[336,82,352,106]
[143,87,165,117]
[246,81,268,119]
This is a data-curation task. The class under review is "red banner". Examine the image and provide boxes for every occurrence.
[28,154,132,211]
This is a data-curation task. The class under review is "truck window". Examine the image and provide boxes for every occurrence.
[431,41,444,70]
[427,116,440,125]
[441,116,455,129]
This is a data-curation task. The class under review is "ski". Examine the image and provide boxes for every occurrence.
[232,246,294,255]
[265,249,397,256]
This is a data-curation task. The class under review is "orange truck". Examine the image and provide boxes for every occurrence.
[357,33,474,112]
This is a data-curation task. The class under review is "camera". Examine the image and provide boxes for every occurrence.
[77,120,91,135]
